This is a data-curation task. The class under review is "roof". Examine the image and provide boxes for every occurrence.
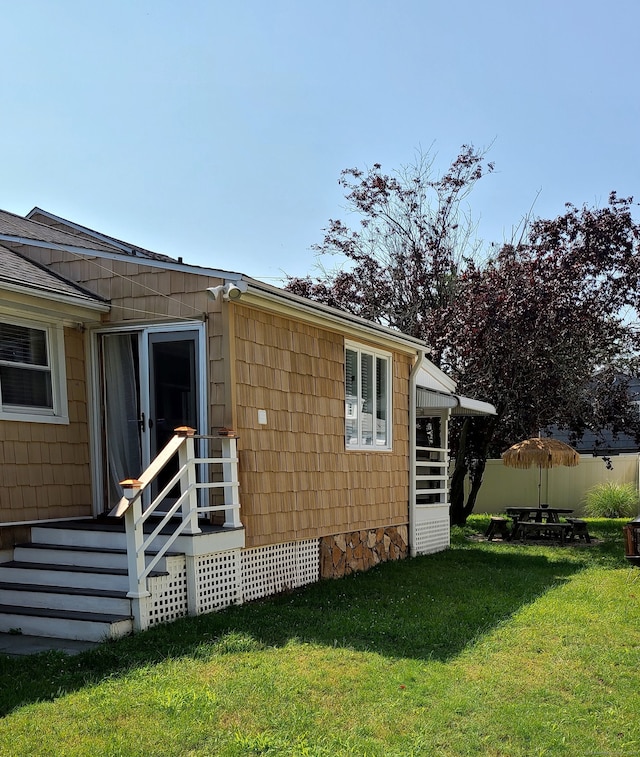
[26,207,179,263]
[0,244,107,307]
[0,209,122,254]
[0,207,179,263]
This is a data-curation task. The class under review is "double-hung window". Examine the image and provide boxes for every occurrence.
[0,318,67,422]
[345,341,392,449]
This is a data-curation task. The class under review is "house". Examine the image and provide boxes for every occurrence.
[0,207,495,641]
[549,377,640,457]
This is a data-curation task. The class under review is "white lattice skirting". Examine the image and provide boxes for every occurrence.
[241,539,320,602]
[145,539,320,627]
[414,518,450,555]
[147,554,188,627]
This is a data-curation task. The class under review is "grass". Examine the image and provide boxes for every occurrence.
[0,517,639,755]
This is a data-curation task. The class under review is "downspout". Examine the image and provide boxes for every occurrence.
[409,349,425,557]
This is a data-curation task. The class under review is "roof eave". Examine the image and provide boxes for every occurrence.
[241,276,429,354]
[0,280,110,314]
[239,275,432,354]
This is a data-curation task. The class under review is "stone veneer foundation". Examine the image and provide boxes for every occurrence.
[320,525,408,578]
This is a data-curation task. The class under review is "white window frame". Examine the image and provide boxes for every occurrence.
[345,340,392,450]
[0,316,68,424]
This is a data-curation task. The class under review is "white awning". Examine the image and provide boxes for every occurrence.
[451,395,496,416]
[416,387,496,417]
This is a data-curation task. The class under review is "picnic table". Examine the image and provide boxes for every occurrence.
[506,506,574,544]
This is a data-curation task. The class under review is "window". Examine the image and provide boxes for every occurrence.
[0,318,67,422]
[345,342,392,449]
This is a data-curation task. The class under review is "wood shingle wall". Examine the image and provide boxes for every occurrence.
[232,305,411,548]
[0,327,91,536]
[13,245,227,431]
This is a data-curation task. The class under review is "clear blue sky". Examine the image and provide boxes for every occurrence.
[2,1,638,283]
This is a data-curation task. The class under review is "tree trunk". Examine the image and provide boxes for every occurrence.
[449,418,470,526]
[465,456,488,518]
[449,416,498,527]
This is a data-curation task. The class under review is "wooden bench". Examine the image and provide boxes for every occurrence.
[565,518,591,543]
[485,516,511,541]
[518,521,572,545]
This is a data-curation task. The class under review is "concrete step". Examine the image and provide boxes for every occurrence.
[0,582,131,615]
[0,604,132,641]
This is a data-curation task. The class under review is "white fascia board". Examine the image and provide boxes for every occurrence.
[0,284,110,323]
[240,277,432,356]
[0,234,244,280]
[416,359,457,394]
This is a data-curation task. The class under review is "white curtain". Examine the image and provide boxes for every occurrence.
[103,334,142,506]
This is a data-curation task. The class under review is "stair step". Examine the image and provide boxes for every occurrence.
[0,604,132,641]
[0,561,167,591]
[14,543,128,569]
[31,523,128,550]
[14,542,178,570]
[0,582,131,614]
[30,517,226,551]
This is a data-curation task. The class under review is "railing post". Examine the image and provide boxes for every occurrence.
[176,426,201,536]
[221,436,242,528]
[121,481,151,632]
[175,427,200,617]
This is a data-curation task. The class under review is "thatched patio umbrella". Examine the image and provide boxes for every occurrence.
[502,437,580,506]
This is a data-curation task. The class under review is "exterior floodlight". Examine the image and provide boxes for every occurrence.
[207,281,246,301]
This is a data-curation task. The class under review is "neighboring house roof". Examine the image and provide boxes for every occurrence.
[551,377,640,455]
[0,244,108,309]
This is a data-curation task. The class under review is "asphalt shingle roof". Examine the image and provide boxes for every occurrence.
[0,244,106,304]
[0,207,178,263]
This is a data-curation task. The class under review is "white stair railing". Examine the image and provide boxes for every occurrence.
[415,445,449,507]
[111,427,241,631]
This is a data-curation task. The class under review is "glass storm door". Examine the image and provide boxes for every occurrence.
[100,328,201,511]
[148,331,199,496]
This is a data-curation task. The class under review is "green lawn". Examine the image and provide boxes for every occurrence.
[1,517,639,756]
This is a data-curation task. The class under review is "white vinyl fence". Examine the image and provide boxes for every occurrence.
[468,454,640,516]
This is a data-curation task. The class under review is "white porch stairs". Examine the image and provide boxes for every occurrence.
[0,430,243,644]
[0,521,176,642]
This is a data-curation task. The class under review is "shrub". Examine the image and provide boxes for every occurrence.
[583,481,640,519]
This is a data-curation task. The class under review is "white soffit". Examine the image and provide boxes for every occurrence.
[415,362,456,394]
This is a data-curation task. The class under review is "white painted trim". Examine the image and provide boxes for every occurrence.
[0,515,92,528]
[241,279,432,356]
[409,350,425,557]
[344,340,393,451]
[0,316,69,424]
[0,280,109,312]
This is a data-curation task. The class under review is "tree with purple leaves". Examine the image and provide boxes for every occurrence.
[287,147,640,525]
